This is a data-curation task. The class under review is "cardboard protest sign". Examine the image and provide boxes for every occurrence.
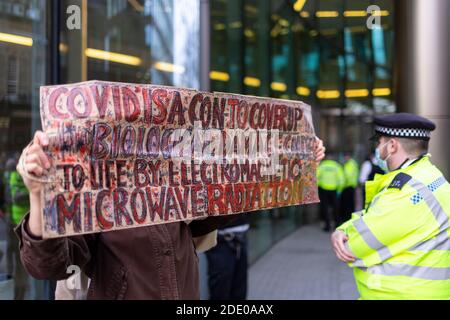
[39,80,319,238]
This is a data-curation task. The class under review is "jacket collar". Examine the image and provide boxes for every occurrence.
[364,155,430,208]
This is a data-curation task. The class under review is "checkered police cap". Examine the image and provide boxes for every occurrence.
[372,113,436,141]
[374,126,432,139]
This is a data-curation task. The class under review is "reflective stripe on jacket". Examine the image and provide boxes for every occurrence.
[337,156,450,299]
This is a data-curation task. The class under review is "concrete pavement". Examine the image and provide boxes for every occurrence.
[248,225,359,300]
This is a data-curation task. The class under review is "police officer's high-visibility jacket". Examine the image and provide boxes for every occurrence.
[337,155,450,299]
[344,158,359,189]
[10,170,29,226]
[317,159,345,192]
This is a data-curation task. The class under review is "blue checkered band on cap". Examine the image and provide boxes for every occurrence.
[374,126,432,139]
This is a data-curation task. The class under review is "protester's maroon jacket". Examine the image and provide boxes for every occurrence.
[15,213,234,299]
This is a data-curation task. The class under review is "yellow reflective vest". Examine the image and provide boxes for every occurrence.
[337,156,450,300]
[317,159,345,192]
[344,158,359,189]
[10,170,29,226]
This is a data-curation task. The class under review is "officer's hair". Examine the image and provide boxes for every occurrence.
[396,138,429,156]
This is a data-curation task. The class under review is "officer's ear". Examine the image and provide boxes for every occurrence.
[390,138,400,154]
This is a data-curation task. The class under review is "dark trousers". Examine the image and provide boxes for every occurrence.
[7,221,28,300]
[206,232,248,300]
[318,188,338,231]
[340,187,355,225]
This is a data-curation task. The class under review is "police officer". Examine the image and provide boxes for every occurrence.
[206,214,249,300]
[317,155,345,232]
[331,113,450,299]
[340,153,359,224]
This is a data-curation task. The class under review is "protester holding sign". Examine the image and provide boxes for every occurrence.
[13,81,325,299]
[36,82,320,237]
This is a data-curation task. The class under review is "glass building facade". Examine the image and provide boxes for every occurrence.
[210,0,394,155]
[0,0,394,299]
[0,0,201,300]
[209,0,394,264]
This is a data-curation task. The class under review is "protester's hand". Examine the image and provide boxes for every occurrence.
[16,131,51,237]
[314,137,325,162]
[331,230,356,263]
[17,131,51,196]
